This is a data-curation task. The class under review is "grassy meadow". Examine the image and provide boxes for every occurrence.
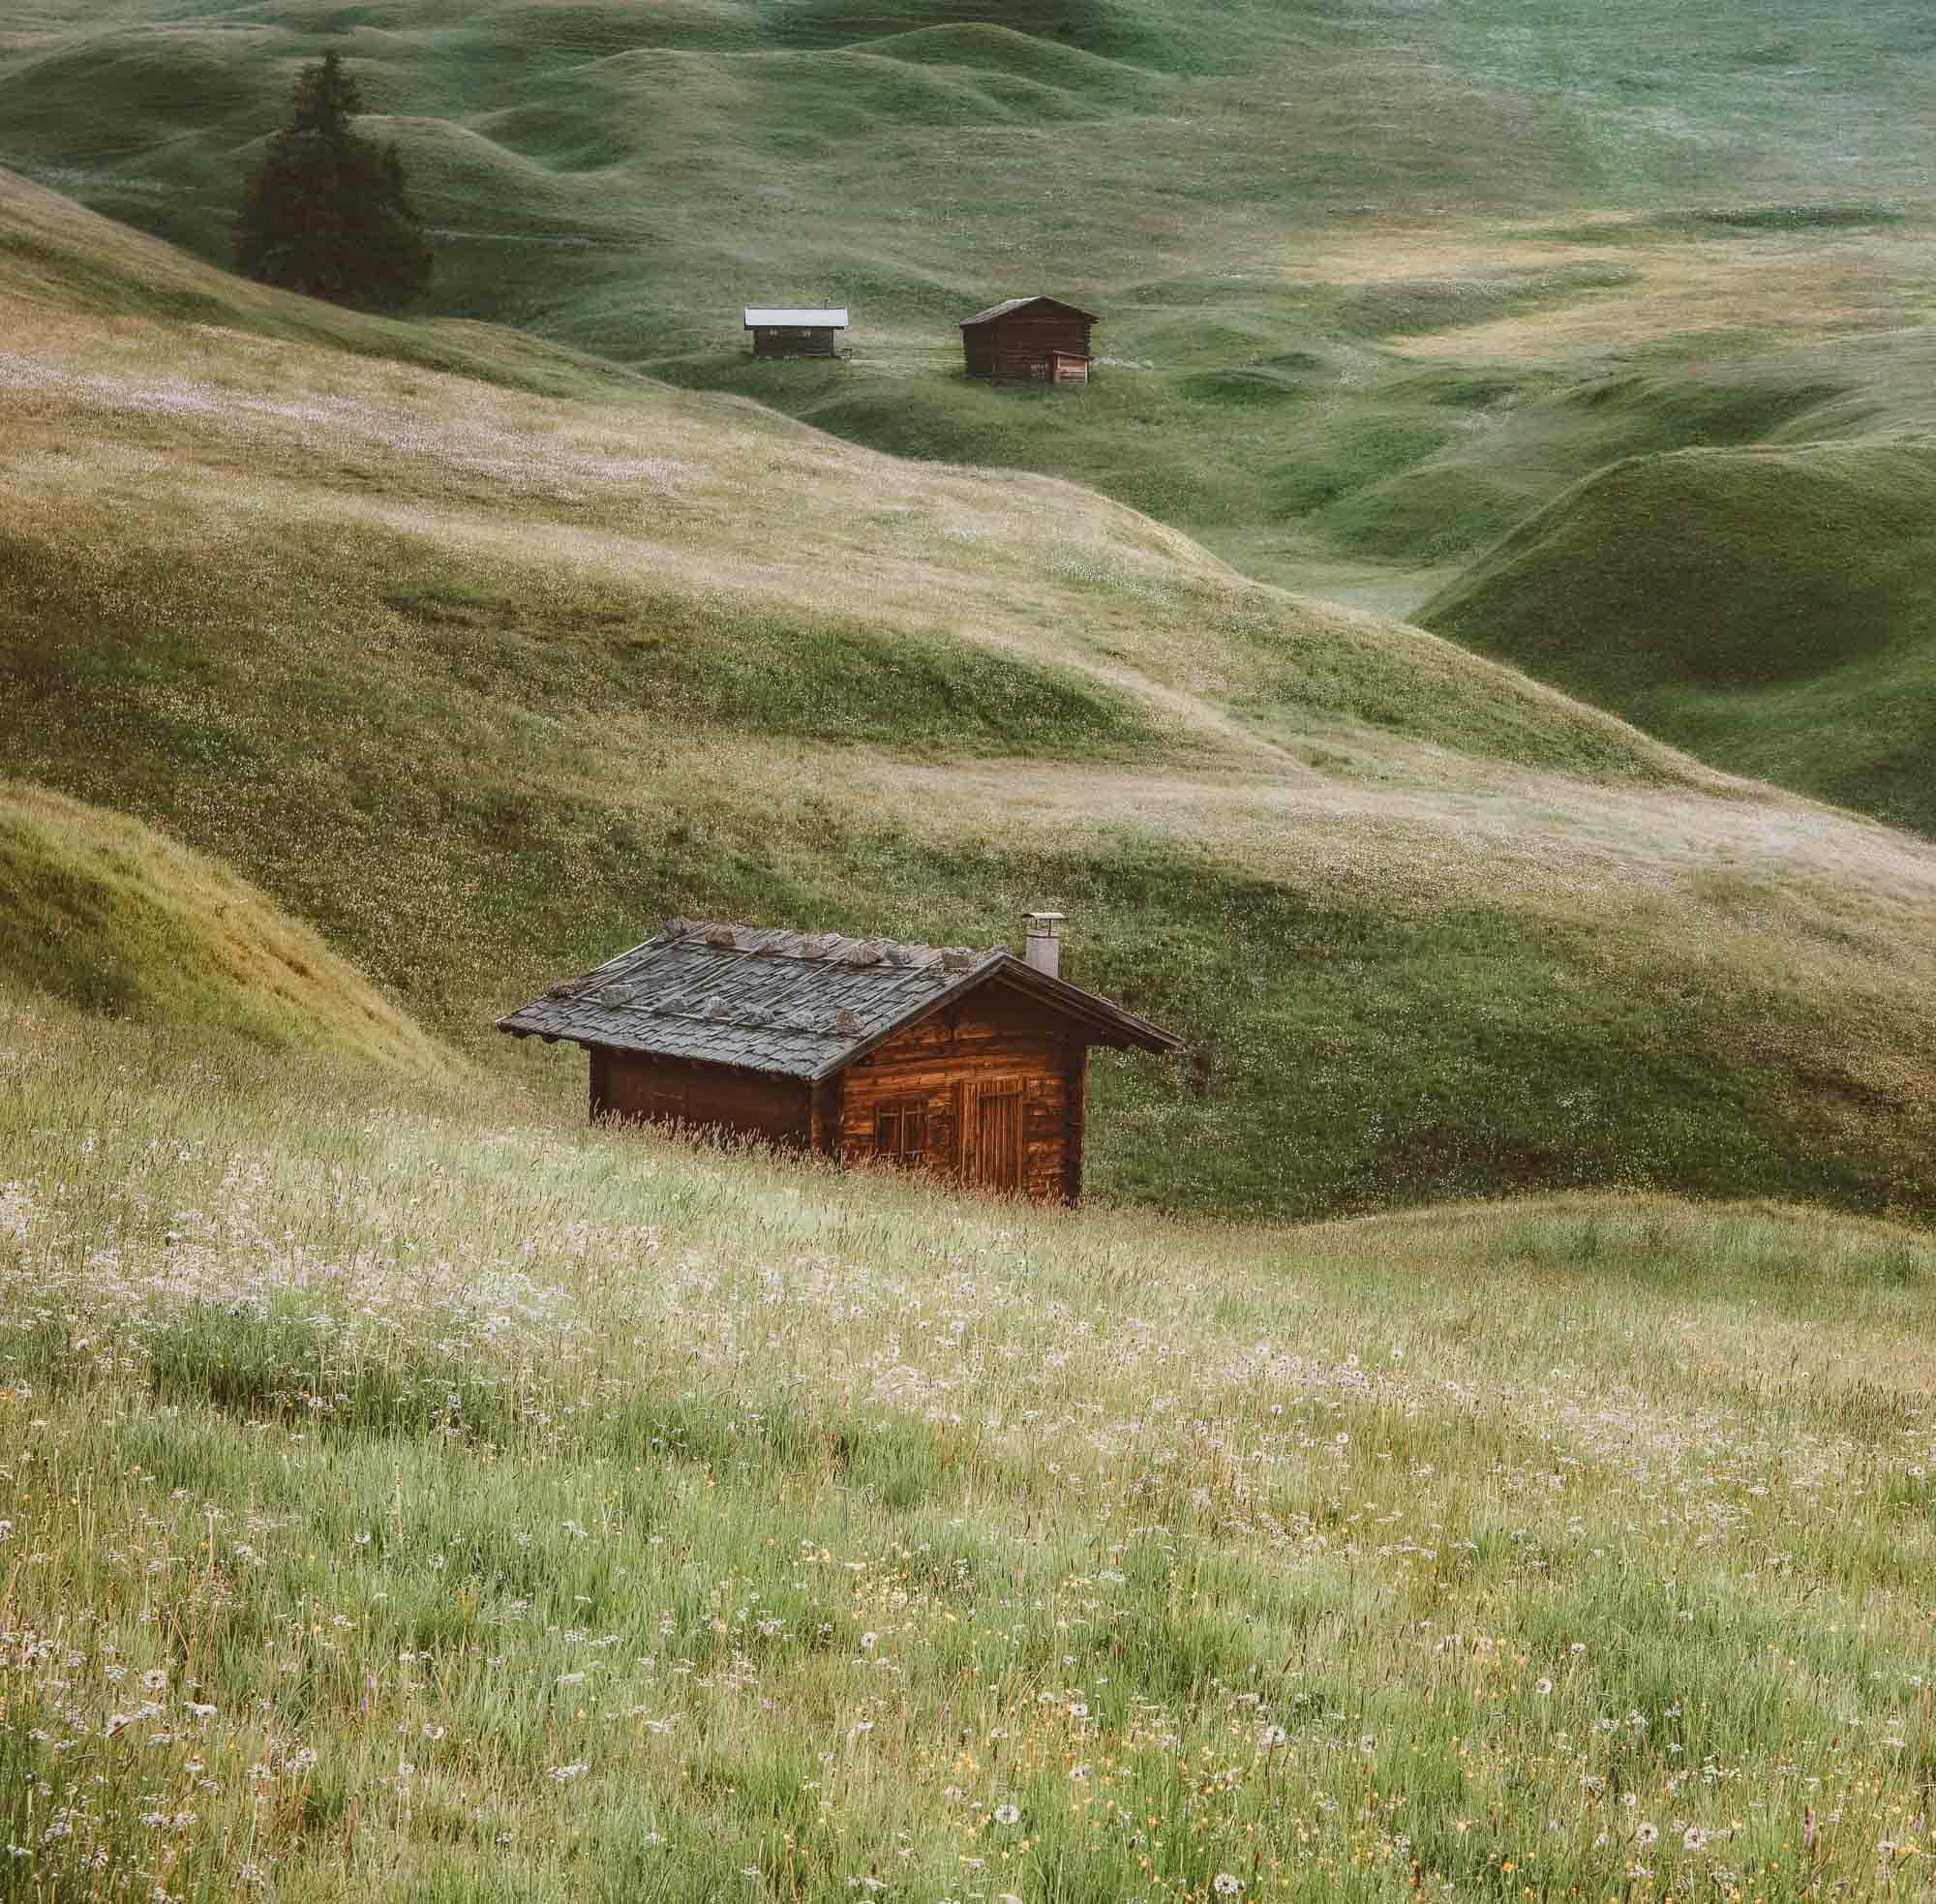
[5,8,1936,1899]
[4,998,1936,1901]
[8,0,1936,833]
[9,172,1936,1224]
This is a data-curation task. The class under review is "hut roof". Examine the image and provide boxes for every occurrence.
[742,307,849,328]
[497,920,1182,1080]
[958,295,1100,329]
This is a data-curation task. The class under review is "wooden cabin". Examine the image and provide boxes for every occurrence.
[496,915,1181,1203]
[743,306,849,358]
[958,295,1098,385]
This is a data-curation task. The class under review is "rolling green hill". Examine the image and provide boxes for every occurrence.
[1418,441,1936,834]
[8,171,1936,1224]
[8,0,1936,853]
[7,0,1934,332]
[0,780,446,1073]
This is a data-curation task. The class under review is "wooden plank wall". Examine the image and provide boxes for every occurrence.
[591,1047,813,1146]
[585,986,1095,1202]
[964,310,1093,382]
[753,328,839,358]
[837,990,1086,1202]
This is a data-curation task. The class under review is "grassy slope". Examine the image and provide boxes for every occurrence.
[0,780,444,1074]
[7,1,1936,846]
[7,176,1936,1224]
[1418,441,1936,833]
[3,1002,1935,1900]
[7,0,1932,336]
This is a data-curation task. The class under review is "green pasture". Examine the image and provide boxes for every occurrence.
[1,1001,1933,1900]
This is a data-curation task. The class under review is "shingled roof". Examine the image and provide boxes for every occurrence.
[957,294,1100,328]
[497,920,1181,1081]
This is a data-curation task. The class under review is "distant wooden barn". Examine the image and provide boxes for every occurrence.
[497,914,1180,1203]
[743,307,849,358]
[959,295,1098,385]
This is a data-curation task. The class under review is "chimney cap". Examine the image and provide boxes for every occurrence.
[1023,910,1067,927]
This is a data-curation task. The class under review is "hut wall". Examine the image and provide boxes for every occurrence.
[591,1047,813,1145]
[964,309,1094,383]
[752,327,840,358]
[837,987,1086,1202]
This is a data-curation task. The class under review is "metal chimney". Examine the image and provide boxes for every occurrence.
[1022,910,1065,979]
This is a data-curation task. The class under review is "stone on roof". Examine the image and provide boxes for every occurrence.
[497,919,1180,1079]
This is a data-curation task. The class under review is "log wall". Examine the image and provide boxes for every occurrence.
[585,981,1093,1202]
[963,308,1094,383]
[836,987,1086,1202]
[752,327,840,358]
[591,1047,813,1146]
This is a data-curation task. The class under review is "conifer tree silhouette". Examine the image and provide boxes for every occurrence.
[235,52,432,313]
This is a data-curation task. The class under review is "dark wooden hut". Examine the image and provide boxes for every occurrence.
[497,915,1180,1203]
[743,306,848,358]
[958,295,1098,384]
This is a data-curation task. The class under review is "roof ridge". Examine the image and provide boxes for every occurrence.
[958,294,1099,327]
[498,921,1175,1078]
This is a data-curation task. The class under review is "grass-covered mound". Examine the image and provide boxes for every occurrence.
[0,166,653,398]
[0,781,444,1073]
[1419,441,1936,833]
[7,0,1933,319]
[4,3,1935,613]
[2,1002,1934,1899]
[7,178,1936,1223]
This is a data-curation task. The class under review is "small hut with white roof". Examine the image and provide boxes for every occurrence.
[742,306,849,358]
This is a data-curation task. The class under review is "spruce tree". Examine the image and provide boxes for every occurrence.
[234,52,433,313]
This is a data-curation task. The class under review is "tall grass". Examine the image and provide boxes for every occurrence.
[2,1001,1934,1899]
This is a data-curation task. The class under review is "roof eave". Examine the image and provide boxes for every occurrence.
[801,954,1007,1079]
[984,955,1185,1053]
[809,952,1183,1077]
[495,935,1182,1080]
[499,1015,830,1081]
[958,296,1101,328]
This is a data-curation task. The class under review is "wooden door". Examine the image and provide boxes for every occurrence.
[966,1081,1024,1193]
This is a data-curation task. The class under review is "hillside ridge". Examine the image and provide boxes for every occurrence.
[1419,436,1936,833]
[0,780,447,1073]
[6,173,1936,1224]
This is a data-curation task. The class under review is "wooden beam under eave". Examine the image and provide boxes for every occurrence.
[1065,1041,1087,1205]
[808,1075,843,1159]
